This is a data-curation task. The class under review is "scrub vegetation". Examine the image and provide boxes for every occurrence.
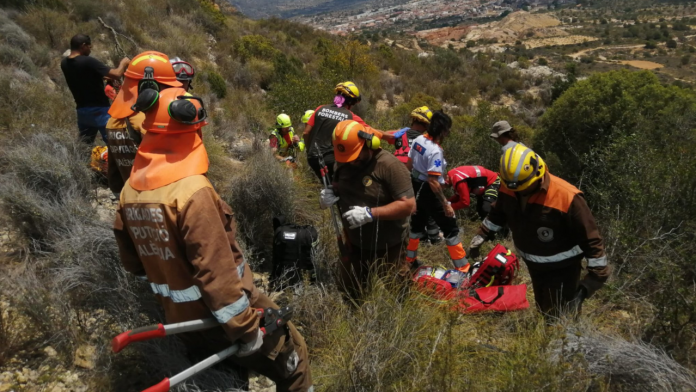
[0,0,695,391]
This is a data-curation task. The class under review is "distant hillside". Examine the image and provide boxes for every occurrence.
[228,0,408,19]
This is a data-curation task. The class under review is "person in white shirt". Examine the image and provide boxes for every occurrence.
[404,111,469,271]
[490,120,524,152]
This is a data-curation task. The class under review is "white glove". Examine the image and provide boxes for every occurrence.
[343,206,373,229]
[237,328,264,357]
[319,188,339,209]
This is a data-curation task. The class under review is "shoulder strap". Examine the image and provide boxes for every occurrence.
[471,287,505,305]
[125,117,142,146]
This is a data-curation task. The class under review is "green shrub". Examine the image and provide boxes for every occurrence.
[206,70,227,99]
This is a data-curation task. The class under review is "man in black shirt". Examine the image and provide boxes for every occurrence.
[60,34,130,144]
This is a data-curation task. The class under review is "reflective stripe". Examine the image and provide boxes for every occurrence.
[136,275,149,282]
[426,228,440,235]
[512,149,532,183]
[516,245,583,263]
[406,250,417,259]
[342,121,360,140]
[474,166,481,177]
[409,231,423,239]
[150,283,202,303]
[482,218,502,232]
[212,295,250,324]
[237,260,246,278]
[445,236,461,246]
[587,255,608,267]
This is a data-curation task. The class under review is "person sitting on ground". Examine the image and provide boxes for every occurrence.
[303,81,398,182]
[115,87,313,391]
[169,57,195,92]
[270,113,305,164]
[106,51,182,197]
[405,111,469,272]
[319,120,415,299]
[469,144,610,319]
[60,34,130,144]
[489,120,523,153]
[446,165,501,220]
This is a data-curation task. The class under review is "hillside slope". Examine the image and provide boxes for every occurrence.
[1,0,696,391]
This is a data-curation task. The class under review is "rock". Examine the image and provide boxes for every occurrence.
[74,345,97,370]
[43,346,58,358]
[62,49,70,57]
[0,383,13,392]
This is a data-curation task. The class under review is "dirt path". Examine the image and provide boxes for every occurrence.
[569,44,645,59]
[617,60,664,70]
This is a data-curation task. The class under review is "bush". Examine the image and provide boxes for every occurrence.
[0,43,36,74]
[667,39,678,49]
[206,70,227,99]
[0,13,32,51]
[645,40,657,49]
[538,57,548,66]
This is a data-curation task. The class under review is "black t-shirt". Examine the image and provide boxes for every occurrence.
[60,55,111,108]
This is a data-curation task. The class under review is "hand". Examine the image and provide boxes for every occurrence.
[237,329,264,357]
[120,57,131,67]
[292,134,300,143]
[342,206,373,229]
[319,188,339,209]
[393,127,409,138]
[444,204,455,218]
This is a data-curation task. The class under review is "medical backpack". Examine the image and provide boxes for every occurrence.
[465,243,519,288]
[271,215,318,288]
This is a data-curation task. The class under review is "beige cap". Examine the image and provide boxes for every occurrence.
[490,121,513,138]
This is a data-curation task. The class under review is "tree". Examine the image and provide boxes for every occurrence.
[645,40,657,49]
[466,40,476,48]
[667,39,678,49]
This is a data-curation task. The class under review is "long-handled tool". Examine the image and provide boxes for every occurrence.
[113,307,293,392]
[321,166,349,261]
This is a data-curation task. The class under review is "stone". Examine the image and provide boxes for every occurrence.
[43,346,58,358]
[73,345,97,370]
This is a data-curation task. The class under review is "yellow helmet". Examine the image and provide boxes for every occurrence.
[301,110,314,124]
[410,106,433,125]
[499,144,546,192]
[335,81,361,101]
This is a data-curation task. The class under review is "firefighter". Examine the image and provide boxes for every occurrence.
[393,106,442,244]
[405,111,469,271]
[113,88,313,391]
[303,81,398,182]
[169,57,195,91]
[269,113,305,164]
[469,144,610,318]
[106,51,180,196]
[319,120,415,299]
[446,165,501,220]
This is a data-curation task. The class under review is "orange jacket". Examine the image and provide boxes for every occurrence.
[114,175,259,343]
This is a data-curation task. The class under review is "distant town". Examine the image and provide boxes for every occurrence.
[296,0,577,35]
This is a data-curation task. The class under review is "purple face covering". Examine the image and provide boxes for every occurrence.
[334,94,346,108]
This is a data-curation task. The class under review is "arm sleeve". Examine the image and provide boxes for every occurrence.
[477,194,507,238]
[385,160,415,200]
[87,57,111,77]
[180,188,259,343]
[352,113,383,138]
[426,148,444,176]
[569,194,610,296]
[450,182,471,210]
[113,203,145,276]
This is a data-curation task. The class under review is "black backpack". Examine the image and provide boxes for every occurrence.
[272,215,318,288]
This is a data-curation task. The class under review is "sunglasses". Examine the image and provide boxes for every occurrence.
[171,61,194,76]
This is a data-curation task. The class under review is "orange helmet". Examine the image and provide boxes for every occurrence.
[141,88,207,134]
[109,51,182,119]
[332,120,380,163]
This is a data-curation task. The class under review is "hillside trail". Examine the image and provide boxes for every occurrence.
[569,44,645,59]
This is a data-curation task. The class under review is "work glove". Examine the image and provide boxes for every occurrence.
[468,234,486,259]
[343,206,373,229]
[319,188,339,209]
[393,127,409,138]
[237,328,264,357]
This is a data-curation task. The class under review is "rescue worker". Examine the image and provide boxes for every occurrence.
[106,51,181,196]
[393,106,442,244]
[61,34,130,144]
[468,144,610,318]
[301,110,314,130]
[113,88,313,391]
[405,111,469,271]
[169,57,195,91]
[446,165,501,220]
[303,81,398,182]
[489,120,522,152]
[269,113,305,164]
[319,120,415,299]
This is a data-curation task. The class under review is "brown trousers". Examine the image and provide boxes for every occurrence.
[337,243,409,300]
[182,292,312,392]
[526,259,581,319]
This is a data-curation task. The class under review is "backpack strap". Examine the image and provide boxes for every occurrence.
[125,117,142,146]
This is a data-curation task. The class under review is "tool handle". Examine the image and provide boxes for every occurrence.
[142,378,170,392]
[112,324,166,353]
